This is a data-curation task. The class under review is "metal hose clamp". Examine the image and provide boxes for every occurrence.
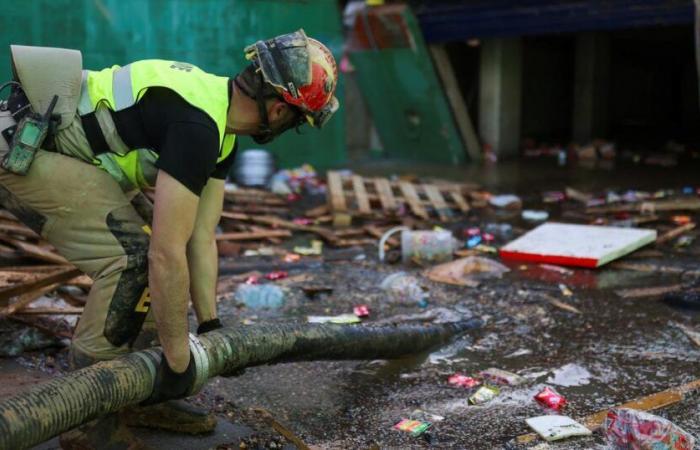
[187,333,210,395]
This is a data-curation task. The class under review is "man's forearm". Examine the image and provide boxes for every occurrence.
[187,236,218,324]
[149,247,191,373]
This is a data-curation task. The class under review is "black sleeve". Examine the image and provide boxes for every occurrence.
[211,139,238,179]
[155,122,220,196]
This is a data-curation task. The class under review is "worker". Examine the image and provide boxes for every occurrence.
[0,29,338,447]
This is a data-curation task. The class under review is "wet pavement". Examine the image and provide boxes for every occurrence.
[6,158,700,449]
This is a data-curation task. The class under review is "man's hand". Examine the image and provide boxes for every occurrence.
[142,352,196,405]
[149,170,199,373]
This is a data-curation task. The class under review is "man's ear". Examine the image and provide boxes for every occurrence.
[268,100,290,123]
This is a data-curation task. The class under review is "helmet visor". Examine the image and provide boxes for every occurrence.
[305,96,339,129]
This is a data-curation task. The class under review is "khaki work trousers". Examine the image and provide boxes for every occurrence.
[0,129,153,361]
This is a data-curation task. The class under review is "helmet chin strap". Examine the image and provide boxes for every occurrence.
[235,72,305,145]
[234,74,275,144]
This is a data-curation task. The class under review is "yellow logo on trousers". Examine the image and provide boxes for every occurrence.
[135,288,151,313]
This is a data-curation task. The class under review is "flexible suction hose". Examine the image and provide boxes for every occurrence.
[0,319,481,449]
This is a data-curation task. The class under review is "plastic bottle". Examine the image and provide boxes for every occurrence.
[235,284,285,310]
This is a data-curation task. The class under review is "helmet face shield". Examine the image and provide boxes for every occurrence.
[306,96,339,129]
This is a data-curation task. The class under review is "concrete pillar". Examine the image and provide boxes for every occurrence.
[573,32,610,143]
[479,37,522,158]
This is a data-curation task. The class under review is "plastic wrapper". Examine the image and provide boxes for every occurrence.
[353,304,370,318]
[394,419,431,437]
[603,408,696,450]
[480,368,526,386]
[469,385,500,405]
[265,271,288,281]
[534,387,567,411]
[448,374,481,389]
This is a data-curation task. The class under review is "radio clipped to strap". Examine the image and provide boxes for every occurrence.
[1,94,60,175]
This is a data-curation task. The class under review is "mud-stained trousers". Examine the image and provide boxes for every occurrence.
[0,148,154,363]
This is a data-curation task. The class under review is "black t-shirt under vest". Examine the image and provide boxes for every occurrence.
[83,80,236,196]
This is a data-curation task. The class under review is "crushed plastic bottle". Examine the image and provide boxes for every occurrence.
[603,408,696,450]
[235,284,285,310]
[380,272,427,304]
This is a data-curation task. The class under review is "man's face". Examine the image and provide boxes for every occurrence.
[251,100,304,144]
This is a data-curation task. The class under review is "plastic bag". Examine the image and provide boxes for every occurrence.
[603,408,696,450]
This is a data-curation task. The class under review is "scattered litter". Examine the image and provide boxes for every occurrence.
[675,235,694,248]
[489,194,522,209]
[525,415,592,442]
[656,223,696,245]
[671,215,692,225]
[353,304,370,318]
[534,387,567,411]
[547,363,592,387]
[541,294,582,314]
[393,419,431,437]
[448,374,481,389]
[264,271,288,281]
[380,272,427,304]
[283,253,301,263]
[424,256,509,287]
[479,368,526,386]
[469,385,500,405]
[294,240,323,256]
[235,284,285,310]
[410,409,445,423]
[603,408,696,450]
[307,313,361,324]
[500,223,657,268]
[558,284,573,297]
[522,210,549,222]
[505,348,533,358]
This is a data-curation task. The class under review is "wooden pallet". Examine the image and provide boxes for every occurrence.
[326,172,473,221]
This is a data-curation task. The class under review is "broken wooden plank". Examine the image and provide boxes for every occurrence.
[429,45,481,161]
[672,322,700,347]
[586,198,700,214]
[304,204,328,218]
[0,267,82,303]
[398,182,429,219]
[615,284,684,299]
[15,306,83,315]
[423,184,452,221]
[0,283,62,317]
[373,178,397,213]
[364,225,400,247]
[326,171,347,212]
[352,175,371,215]
[0,222,39,238]
[220,212,339,245]
[656,222,696,245]
[0,237,70,265]
[216,230,292,241]
[541,293,582,314]
[448,190,470,213]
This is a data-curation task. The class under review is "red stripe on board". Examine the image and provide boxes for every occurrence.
[499,250,600,268]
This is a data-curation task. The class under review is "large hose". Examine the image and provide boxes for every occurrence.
[0,319,481,449]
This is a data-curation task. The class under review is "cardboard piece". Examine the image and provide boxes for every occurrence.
[526,415,592,442]
[499,223,657,268]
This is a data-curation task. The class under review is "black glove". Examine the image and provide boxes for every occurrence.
[142,354,196,406]
[197,318,223,335]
